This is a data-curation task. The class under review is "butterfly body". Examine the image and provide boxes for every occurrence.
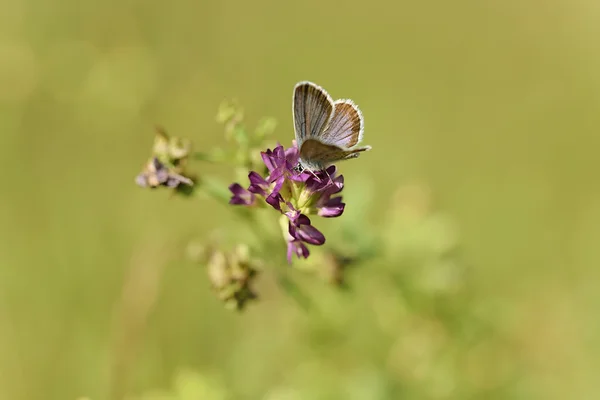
[292,81,371,173]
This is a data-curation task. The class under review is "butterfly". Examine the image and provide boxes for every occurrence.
[292,81,371,174]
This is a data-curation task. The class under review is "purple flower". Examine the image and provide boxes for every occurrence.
[229,142,346,263]
[287,239,310,262]
[318,196,345,217]
[286,210,325,245]
[248,172,269,196]
[229,183,255,205]
[136,157,193,189]
[283,209,327,262]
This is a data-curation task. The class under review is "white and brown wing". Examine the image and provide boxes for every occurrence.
[299,139,371,170]
[293,81,335,147]
[318,99,364,149]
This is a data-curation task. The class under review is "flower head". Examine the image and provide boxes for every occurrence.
[135,127,194,190]
[229,142,346,263]
[136,157,193,189]
[206,244,260,311]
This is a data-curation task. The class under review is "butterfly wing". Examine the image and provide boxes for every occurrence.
[299,139,371,170]
[318,99,364,149]
[293,81,335,148]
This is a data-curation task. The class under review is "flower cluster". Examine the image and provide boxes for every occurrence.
[136,157,193,189]
[135,128,194,190]
[229,142,345,263]
[206,244,260,311]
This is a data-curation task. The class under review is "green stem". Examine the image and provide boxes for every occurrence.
[197,175,233,204]
[275,270,312,312]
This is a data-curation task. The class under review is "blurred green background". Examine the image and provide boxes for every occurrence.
[2,0,600,398]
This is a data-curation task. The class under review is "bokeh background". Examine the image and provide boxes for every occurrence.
[2,0,600,398]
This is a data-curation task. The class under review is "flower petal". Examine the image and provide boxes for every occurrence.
[285,146,300,169]
[329,175,344,194]
[135,173,148,187]
[268,174,285,197]
[285,144,299,160]
[261,149,278,172]
[318,196,345,217]
[229,183,255,205]
[150,158,170,184]
[248,171,268,195]
[297,224,326,245]
[248,171,268,186]
[267,166,285,184]
[288,214,325,245]
[287,240,309,263]
[262,145,287,172]
[265,192,283,210]
[296,214,311,226]
[165,177,181,188]
[155,170,169,184]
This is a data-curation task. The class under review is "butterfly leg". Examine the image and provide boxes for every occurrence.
[323,167,333,183]
[307,168,322,182]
